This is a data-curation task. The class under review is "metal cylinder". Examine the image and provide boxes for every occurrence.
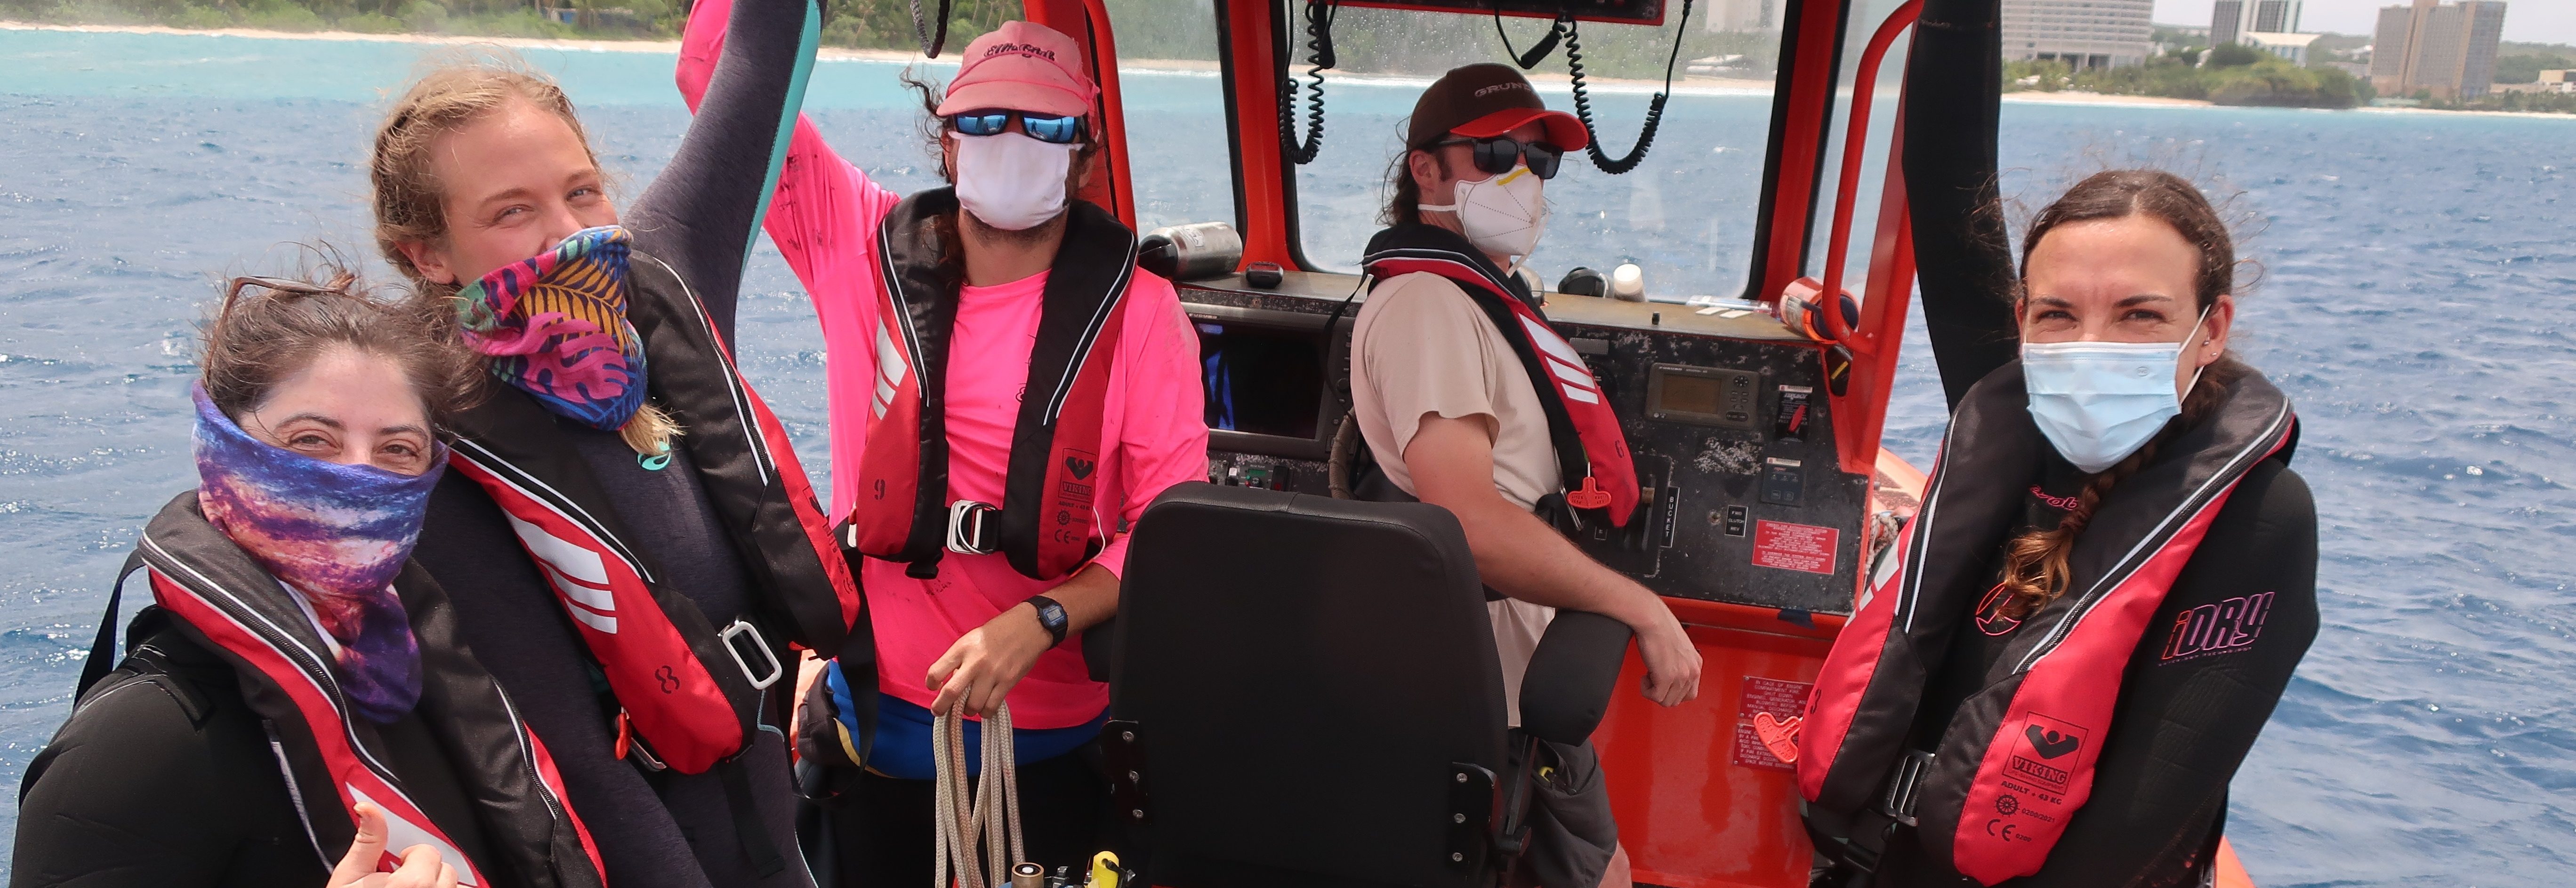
[1012,862,1046,888]
[1138,222,1245,281]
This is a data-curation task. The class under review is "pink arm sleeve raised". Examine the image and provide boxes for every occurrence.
[1086,273,1211,578]
[681,0,905,517]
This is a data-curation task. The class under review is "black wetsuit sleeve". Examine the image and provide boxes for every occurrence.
[2018,461,2320,888]
[13,676,310,888]
[623,0,817,343]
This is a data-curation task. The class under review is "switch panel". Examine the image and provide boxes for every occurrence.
[1761,457,1805,506]
[1774,384,1813,442]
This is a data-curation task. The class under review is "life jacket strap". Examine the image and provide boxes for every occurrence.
[78,549,148,700]
[718,753,789,877]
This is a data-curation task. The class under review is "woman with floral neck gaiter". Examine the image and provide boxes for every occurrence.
[16,268,612,888]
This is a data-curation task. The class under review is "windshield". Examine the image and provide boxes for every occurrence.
[1279,0,1787,303]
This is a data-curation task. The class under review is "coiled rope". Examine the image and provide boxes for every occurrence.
[933,701,1023,888]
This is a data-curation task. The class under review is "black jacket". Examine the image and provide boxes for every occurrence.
[15,610,495,888]
[1876,457,2319,888]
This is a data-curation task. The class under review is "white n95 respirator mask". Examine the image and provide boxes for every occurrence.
[1422,165,1547,260]
[2020,309,2211,473]
[952,131,1075,232]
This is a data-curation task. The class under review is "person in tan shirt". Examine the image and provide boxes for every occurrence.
[1348,63,1703,888]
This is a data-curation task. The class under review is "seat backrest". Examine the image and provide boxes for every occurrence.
[1110,483,1507,888]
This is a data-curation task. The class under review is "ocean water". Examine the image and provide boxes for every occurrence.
[5,27,2573,887]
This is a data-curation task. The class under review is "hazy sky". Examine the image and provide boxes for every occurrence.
[2152,0,2576,44]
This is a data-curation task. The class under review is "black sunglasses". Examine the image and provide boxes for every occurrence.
[1434,136,1566,180]
[948,110,1086,144]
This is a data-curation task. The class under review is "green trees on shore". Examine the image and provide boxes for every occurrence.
[0,0,1037,47]
[2006,49,2372,110]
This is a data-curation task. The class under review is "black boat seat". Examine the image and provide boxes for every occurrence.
[1099,483,1632,888]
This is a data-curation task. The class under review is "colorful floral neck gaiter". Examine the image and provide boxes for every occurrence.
[456,225,648,430]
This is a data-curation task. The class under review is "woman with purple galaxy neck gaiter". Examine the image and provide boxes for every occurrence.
[16,268,612,888]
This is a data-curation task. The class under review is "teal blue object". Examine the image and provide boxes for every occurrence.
[742,0,824,276]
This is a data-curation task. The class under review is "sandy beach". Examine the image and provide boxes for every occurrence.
[2001,90,2212,108]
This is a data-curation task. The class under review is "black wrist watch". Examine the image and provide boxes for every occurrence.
[1026,595,1070,647]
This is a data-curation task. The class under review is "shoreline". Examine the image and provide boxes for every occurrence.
[11,21,2574,117]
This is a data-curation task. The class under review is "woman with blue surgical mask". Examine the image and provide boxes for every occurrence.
[1797,170,2319,887]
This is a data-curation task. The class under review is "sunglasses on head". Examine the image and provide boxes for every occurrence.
[949,110,1086,144]
[1435,136,1566,180]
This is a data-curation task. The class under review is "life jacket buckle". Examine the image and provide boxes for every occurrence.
[1881,749,1935,826]
[945,499,999,556]
[719,620,785,691]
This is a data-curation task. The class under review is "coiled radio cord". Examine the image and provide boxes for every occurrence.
[1280,0,1338,165]
[1562,0,1693,175]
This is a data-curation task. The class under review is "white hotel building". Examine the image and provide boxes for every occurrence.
[2003,0,2156,70]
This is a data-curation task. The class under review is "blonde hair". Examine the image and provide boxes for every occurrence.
[369,54,677,456]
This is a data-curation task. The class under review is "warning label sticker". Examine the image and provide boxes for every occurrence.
[1752,520,1839,575]
[1731,676,1814,772]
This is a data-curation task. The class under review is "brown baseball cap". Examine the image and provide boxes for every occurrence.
[1405,63,1589,152]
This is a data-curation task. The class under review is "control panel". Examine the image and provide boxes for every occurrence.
[1178,270,1867,616]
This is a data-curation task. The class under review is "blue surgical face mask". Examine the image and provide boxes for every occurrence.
[2020,308,2210,473]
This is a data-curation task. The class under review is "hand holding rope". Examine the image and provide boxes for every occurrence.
[933,700,1024,888]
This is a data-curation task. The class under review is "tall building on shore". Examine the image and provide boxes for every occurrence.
[2373,0,2509,99]
[2003,0,2153,70]
[2212,0,2303,48]
[1703,0,1781,33]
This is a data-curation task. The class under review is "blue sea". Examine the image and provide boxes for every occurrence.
[5,26,2573,887]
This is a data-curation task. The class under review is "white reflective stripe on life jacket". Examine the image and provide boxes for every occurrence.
[448,448,749,775]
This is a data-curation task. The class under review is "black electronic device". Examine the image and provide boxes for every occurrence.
[1191,302,1344,462]
[1558,267,1609,298]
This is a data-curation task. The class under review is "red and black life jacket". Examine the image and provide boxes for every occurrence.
[1795,366,2297,885]
[444,250,863,776]
[844,189,1139,582]
[119,492,607,888]
[1360,224,1641,527]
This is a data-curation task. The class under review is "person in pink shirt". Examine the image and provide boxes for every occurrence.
[678,4,1206,883]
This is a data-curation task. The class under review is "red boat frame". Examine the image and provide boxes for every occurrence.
[1004,1,2261,883]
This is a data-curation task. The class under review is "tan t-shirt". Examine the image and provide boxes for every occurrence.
[1350,270,1562,724]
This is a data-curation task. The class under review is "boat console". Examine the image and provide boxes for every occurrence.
[1179,271,1870,617]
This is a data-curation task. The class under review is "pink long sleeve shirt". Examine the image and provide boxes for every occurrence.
[680,0,1208,728]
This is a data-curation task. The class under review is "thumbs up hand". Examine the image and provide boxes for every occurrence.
[329,802,461,888]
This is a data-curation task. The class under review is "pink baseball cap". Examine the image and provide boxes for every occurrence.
[934,21,1099,119]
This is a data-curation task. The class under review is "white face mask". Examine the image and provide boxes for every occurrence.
[2020,308,2211,473]
[1421,165,1546,260]
[950,131,1075,231]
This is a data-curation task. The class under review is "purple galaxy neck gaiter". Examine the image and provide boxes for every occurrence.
[192,384,442,723]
